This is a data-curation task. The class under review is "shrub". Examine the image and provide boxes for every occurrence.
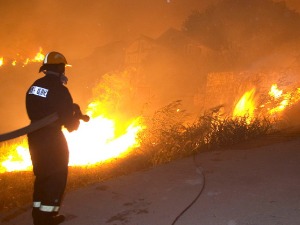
[138,101,274,166]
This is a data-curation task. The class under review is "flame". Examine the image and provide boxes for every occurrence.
[269,84,282,99]
[0,103,144,173]
[0,48,44,68]
[64,115,143,166]
[233,84,300,121]
[22,58,30,67]
[1,145,31,172]
[32,47,45,62]
[266,84,294,115]
[22,48,45,67]
[233,88,256,121]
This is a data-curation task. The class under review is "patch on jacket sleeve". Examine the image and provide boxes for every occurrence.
[28,86,49,98]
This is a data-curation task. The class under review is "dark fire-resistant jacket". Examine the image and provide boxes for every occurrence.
[26,74,79,176]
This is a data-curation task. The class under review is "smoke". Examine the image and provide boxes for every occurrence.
[0,0,219,60]
[275,0,300,12]
[0,0,298,59]
[0,0,221,132]
[1,0,300,133]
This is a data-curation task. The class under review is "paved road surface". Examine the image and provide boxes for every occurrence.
[3,137,300,225]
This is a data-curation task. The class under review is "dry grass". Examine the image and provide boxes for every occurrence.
[0,101,275,218]
[138,101,274,165]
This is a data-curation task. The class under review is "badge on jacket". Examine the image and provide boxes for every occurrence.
[28,86,49,98]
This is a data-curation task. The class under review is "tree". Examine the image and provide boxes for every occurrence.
[182,0,300,67]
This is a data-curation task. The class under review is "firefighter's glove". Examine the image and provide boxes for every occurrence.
[66,119,80,132]
[73,103,90,122]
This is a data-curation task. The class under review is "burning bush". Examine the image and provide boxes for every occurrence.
[137,101,274,166]
[201,112,273,149]
[138,100,189,165]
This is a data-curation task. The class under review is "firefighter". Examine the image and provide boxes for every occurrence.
[26,51,80,225]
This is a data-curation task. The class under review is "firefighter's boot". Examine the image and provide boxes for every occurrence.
[32,210,53,225]
[32,207,39,225]
[52,214,65,225]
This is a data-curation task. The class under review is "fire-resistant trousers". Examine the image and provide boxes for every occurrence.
[32,169,68,225]
[28,126,69,225]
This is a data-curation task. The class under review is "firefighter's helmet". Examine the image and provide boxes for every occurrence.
[39,51,67,73]
[43,51,67,65]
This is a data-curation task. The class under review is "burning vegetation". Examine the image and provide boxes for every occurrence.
[0,48,44,68]
[1,77,300,173]
[1,43,300,173]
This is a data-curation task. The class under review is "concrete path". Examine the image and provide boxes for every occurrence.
[3,137,300,225]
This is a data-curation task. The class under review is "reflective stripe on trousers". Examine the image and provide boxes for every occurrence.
[33,202,59,212]
[33,201,41,208]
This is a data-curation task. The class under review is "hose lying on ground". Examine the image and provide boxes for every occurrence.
[171,154,206,225]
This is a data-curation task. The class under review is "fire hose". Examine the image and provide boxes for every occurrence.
[170,154,205,225]
[0,104,89,142]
